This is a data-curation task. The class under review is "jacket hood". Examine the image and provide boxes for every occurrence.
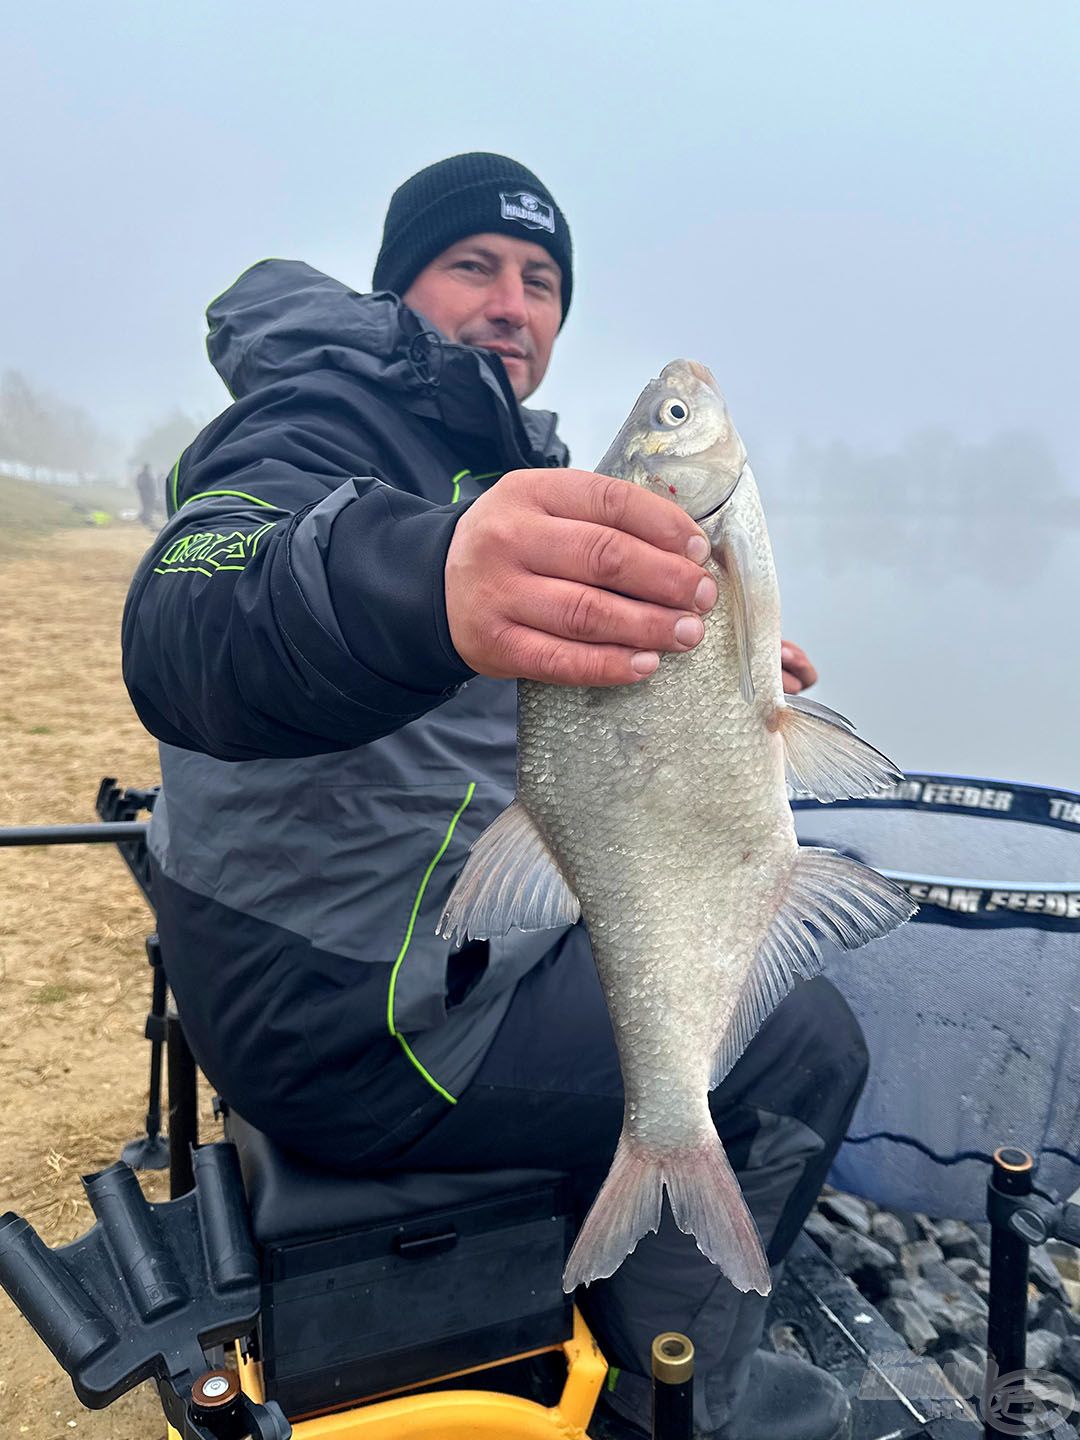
[206,259,568,468]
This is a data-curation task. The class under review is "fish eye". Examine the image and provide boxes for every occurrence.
[657,397,690,427]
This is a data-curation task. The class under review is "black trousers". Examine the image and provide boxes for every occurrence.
[390,928,869,1432]
[153,864,867,1432]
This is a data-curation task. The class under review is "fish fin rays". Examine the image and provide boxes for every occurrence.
[712,517,756,703]
[562,1132,770,1296]
[437,800,581,947]
[710,847,917,1088]
[777,694,903,801]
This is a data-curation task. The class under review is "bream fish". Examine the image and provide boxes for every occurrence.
[440,360,916,1296]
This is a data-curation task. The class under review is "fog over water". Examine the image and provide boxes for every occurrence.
[4,2,1078,797]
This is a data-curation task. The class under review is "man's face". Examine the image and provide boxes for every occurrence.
[403,232,562,401]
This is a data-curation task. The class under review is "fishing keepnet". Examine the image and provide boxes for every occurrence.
[793,774,1080,1219]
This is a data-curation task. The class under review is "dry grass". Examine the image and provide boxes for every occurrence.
[0,526,215,1440]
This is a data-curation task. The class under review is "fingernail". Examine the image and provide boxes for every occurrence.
[686,534,710,564]
[675,615,704,647]
[694,576,717,611]
[631,651,660,676]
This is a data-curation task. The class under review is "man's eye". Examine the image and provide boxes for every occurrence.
[454,260,487,275]
[526,276,552,293]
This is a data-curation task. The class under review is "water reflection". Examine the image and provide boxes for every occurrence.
[768,429,1077,586]
[761,430,1079,789]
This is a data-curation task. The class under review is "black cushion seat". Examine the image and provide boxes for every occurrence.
[225,1110,567,1245]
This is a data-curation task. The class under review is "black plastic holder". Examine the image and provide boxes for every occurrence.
[121,932,171,1172]
[0,1142,289,1440]
[168,1009,200,1197]
[983,1145,1080,1438]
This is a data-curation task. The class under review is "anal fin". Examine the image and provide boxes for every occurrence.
[711,847,916,1087]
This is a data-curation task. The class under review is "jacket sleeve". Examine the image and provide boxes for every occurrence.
[122,378,475,760]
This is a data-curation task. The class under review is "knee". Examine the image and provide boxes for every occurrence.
[724,977,870,1128]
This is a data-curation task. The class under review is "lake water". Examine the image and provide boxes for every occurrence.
[767,500,1079,795]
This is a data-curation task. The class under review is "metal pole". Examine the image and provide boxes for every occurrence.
[985,1145,1033,1439]
[0,822,148,846]
[652,1332,694,1440]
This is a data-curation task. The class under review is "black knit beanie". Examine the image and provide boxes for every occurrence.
[372,152,573,322]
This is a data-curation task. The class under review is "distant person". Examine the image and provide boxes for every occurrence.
[134,463,157,528]
[122,152,855,1440]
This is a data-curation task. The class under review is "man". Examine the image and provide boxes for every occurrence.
[122,153,861,1440]
[134,461,157,528]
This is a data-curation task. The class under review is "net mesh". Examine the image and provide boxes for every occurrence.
[793,774,1080,1218]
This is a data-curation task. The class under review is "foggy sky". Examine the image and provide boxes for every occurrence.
[4,1,1080,793]
[4,2,1077,472]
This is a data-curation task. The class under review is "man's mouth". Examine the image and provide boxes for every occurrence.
[477,343,527,363]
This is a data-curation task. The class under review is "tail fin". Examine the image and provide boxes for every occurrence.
[562,1131,771,1296]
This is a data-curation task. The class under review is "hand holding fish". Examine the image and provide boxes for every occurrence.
[444,466,717,687]
[781,639,818,694]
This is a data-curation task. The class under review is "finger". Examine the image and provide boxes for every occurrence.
[782,669,803,695]
[506,575,706,654]
[538,470,710,561]
[486,622,662,687]
[781,641,818,688]
[525,515,718,614]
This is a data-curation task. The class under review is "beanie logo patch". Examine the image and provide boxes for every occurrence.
[499,190,555,234]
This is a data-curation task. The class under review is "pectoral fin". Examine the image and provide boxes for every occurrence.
[712,519,756,703]
[776,694,902,801]
[710,847,916,1088]
[437,800,581,947]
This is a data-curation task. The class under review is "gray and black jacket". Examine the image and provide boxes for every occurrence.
[122,259,575,1151]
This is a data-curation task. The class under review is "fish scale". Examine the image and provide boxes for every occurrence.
[440,359,916,1297]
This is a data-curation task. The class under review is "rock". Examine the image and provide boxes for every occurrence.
[879,1297,940,1355]
[901,1238,945,1278]
[946,1257,983,1284]
[909,1277,987,1350]
[1056,1337,1080,1385]
[1047,1240,1080,1284]
[803,1209,840,1255]
[937,1342,988,1399]
[830,1231,899,1301]
[1026,1329,1064,1373]
[934,1218,983,1262]
[1030,1245,1070,1302]
[922,1260,989,1316]
[889,1278,919,1302]
[870,1211,910,1257]
[820,1192,873,1234]
[1039,1304,1072,1341]
[1030,1291,1072,1336]
[767,1323,812,1364]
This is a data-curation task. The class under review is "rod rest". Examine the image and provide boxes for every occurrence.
[0,1142,284,1435]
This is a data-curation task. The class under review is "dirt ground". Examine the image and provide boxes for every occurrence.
[0,525,212,1440]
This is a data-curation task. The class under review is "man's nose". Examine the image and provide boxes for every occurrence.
[484,270,529,330]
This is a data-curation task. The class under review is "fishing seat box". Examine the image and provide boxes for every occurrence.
[226,1112,575,1418]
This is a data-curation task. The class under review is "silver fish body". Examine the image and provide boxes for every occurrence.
[440,361,915,1295]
